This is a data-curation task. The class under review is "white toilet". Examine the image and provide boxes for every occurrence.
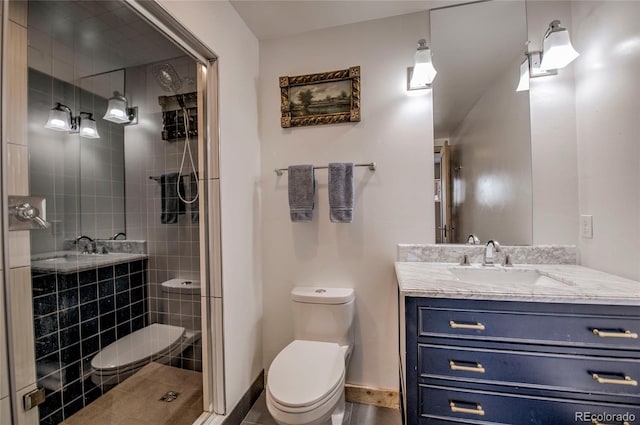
[266,287,355,425]
[91,279,201,390]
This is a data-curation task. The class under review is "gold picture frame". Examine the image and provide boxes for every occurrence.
[280,66,361,128]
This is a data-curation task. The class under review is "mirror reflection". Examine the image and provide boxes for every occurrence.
[431,0,532,245]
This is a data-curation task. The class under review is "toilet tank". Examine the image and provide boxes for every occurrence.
[291,287,355,348]
[160,279,201,332]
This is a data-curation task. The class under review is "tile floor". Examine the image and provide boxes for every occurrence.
[241,392,402,425]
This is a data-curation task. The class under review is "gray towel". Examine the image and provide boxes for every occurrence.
[288,165,315,222]
[161,172,185,224]
[189,172,199,223]
[328,162,354,223]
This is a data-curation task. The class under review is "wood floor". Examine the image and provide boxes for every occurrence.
[61,362,203,425]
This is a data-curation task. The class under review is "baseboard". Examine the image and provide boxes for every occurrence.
[222,370,264,425]
[345,384,399,409]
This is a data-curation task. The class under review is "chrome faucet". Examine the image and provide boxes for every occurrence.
[482,240,501,266]
[466,234,480,245]
[75,235,96,254]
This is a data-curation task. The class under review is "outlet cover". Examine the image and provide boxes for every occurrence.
[580,215,593,239]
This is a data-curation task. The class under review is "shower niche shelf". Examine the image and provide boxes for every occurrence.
[158,92,198,142]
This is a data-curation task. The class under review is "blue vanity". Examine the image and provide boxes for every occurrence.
[396,259,640,425]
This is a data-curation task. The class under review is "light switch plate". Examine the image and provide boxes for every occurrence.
[580,215,593,239]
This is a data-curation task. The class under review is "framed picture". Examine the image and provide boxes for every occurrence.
[280,66,361,128]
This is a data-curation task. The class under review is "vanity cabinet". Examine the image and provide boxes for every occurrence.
[402,297,640,425]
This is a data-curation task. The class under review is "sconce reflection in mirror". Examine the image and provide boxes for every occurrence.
[407,38,437,91]
[517,19,579,92]
[103,91,138,125]
[45,103,101,139]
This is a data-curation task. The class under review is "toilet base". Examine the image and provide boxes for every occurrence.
[267,388,347,425]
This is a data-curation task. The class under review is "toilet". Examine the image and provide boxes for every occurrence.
[266,287,355,425]
[91,279,202,390]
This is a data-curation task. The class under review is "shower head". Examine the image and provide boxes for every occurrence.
[151,63,183,93]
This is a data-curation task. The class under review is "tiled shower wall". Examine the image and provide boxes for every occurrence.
[124,56,202,371]
[32,260,148,425]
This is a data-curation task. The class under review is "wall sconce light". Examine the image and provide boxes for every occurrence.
[79,113,100,139]
[45,103,101,139]
[103,91,138,125]
[407,39,437,90]
[517,20,578,92]
[516,51,558,91]
[540,20,579,71]
[45,103,75,132]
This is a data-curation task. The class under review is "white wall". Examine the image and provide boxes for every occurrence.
[259,12,433,390]
[571,1,640,280]
[157,0,263,414]
[527,1,579,246]
[450,54,532,245]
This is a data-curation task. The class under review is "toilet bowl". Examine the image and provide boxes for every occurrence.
[91,323,198,390]
[266,287,355,425]
[91,278,202,390]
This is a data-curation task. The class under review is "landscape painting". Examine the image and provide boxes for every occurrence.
[280,66,361,128]
[289,80,351,117]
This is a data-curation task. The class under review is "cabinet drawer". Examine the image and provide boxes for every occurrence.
[419,344,640,397]
[419,384,640,424]
[419,307,640,349]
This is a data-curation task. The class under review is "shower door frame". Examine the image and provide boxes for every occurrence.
[0,0,226,423]
[122,1,226,419]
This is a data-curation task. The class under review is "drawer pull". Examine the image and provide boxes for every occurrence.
[592,329,638,339]
[449,401,485,416]
[449,360,485,374]
[449,320,485,330]
[592,373,638,386]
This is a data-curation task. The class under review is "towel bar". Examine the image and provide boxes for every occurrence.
[274,162,376,176]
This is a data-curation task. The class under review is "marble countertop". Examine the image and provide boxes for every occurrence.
[395,262,640,305]
[31,251,148,273]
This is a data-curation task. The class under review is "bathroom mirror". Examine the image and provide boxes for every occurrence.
[431,0,532,245]
[26,0,186,252]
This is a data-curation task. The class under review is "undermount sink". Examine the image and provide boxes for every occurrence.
[449,267,558,286]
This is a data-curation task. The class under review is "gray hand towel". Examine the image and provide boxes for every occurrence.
[161,172,185,224]
[189,172,199,223]
[328,162,354,223]
[288,165,315,222]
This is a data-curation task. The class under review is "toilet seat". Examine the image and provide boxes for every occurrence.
[267,340,345,412]
[91,323,185,375]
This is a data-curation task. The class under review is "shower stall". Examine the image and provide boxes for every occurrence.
[0,1,223,424]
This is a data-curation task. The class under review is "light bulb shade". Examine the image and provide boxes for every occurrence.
[79,117,100,139]
[45,106,72,131]
[410,47,437,88]
[516,58,530,92]
[541,27,579,70]
[103,94,131,124]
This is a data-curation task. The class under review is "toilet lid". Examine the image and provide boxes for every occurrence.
[268,340,344,408]
[91,323,185,371]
